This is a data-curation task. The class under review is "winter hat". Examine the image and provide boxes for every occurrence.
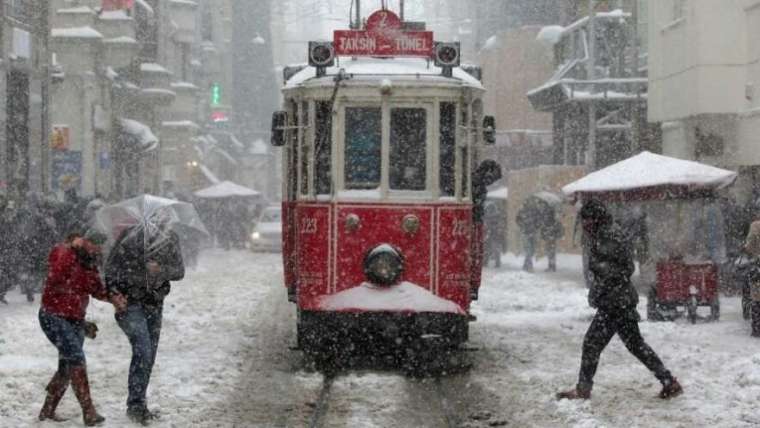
[579,199,611,223]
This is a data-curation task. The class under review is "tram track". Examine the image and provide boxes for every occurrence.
[308,373,336,428]
[306,369,466,428]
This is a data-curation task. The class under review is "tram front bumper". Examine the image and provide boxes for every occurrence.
[298,310,469,346]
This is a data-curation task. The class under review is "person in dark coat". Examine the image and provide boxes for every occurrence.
[484,201,505,268]
[540,207,564,272]
[105,214,184,425]
[0,195,13,304]
[471,160,502,299]
[516,198,541,272]
[472,160,503,224]
[38,231,126,426]
[557,200,683,400]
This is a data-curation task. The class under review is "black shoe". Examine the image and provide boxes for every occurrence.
[127,407,150,426]
[0,295,7,304]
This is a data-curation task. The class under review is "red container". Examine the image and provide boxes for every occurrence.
[655,261,718,304]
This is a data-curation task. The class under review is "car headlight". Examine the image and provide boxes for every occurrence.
[364,245,404,286]
[251,232,261,240]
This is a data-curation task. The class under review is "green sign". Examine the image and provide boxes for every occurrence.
[211,83,222,106]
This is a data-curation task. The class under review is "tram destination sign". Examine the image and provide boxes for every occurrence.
[334,9,433,58]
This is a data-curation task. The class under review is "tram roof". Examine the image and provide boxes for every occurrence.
[284,57,484,90]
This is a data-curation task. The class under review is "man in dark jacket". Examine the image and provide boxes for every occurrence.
[106,217,184,425]
[516,199,541,272]
[557,200,682,400]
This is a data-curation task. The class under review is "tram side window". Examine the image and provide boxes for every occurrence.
[461,105,470,198]
[345,107,381,190]
[300,101,309,195]
[287,100,299,201]
[315,101,332,195]
[390,108,427,191]
[439,102,456,197]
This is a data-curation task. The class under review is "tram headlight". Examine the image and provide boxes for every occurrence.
[251,231,261,240]
[364,245,404,286]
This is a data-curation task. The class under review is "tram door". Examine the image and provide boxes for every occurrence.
[283,100,301,297]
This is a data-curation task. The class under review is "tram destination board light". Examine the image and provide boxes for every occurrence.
[434,42,461,77]
[308,41,335,77]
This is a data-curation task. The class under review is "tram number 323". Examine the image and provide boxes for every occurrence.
[302,218,318,234]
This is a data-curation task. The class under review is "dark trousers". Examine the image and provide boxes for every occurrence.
[545,239,557,271]
[578,308,672,391]
[116,303,163,410]
[522,234,536,271]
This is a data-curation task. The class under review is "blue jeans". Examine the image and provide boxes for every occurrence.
[116,303,163,410]
[39,309,86,365]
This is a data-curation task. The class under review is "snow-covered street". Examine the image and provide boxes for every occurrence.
[1,250,760,427]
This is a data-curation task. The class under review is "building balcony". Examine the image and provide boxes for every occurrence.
[50,26,104,74]
[169,81,199,118]
[199,41,222,75]
[103,36,139,69]
[53,5,97,29]
[96,9,136,40]
[139,63,176,107]
[168,0,199,44]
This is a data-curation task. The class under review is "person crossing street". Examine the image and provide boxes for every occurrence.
[557,200,683,400]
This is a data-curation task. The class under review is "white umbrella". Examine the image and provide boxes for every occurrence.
[95,194,209,255]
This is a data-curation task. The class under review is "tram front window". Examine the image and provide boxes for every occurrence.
[390,108,427,191]
[345,107,381,190]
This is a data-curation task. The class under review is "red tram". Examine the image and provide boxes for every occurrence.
[270,8,497,354]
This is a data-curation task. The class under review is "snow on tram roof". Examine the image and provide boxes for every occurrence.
[284,57,483,90]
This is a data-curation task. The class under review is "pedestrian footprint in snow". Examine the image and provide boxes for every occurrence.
[105,208,184,426]
[38,230,127,426]
[557,200,683,401]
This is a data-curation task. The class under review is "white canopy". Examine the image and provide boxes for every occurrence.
[487,186,509,200]
[194,181,260,199]
[562,151,737,198]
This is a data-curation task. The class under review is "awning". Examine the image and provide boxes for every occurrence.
[487,186,508,200]
[119,118,158,153]
[562,151,737,201]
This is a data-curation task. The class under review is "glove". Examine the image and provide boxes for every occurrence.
[84,321,98,339]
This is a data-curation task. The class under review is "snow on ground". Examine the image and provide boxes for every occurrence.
[471,253,760,428]
[0,249,280,427]
[1,249,760,427]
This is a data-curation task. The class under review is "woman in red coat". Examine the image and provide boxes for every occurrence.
[38,232,126,426]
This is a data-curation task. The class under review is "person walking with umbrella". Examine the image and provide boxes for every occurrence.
[105,207,185,425]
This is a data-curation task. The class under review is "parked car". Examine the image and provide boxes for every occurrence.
[250,206,282,252]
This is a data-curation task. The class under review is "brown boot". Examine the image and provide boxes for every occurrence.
[659,378,683,399]
[556,387,591,400]
[38,370,70,422]
[70,365,105,426]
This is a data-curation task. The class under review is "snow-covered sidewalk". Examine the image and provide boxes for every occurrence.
[0,250,281,427]
[472,253,760,427]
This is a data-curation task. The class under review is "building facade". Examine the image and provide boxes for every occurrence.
[528,1,654,169]
[648,0,760,202]
[1,0,50,199]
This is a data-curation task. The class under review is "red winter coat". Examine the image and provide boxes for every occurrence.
[41,244,109,320]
